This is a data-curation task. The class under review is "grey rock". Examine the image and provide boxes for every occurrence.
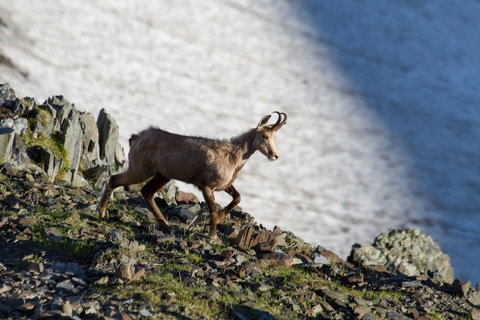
[8,99,28,114]
[452,278,471,297]
[56,280,75,291]
[402,280,421,288]
[139,308,153,317]
[115,264,135,280]
[97,108,120,165]
[27,145,63,181]
[13,118,28,136]
[78,111,100,171]
[83,164,111,189]
[47,95,73,131]
[159,180,178,205]
[363,314,376,320]
[164,204,200,224]
[387,311,404,319]
[0,118,14,128]
[19,97,38,111]
[156,234,176,243]
[470,289,480,306]
[10,134,31,168]
[32,105,55,138]
[349,228,454,283]
[69,171,90,188]
[251,283,272,293]
[134,206,155,221]
[312,254,330,265]
[0,83,16,106]
[0,127,14,162]
[60,107,83,172]
[71,277,87,286]
[62,300,73,317]
[51,263,86,278]
[43,227,62,241]
[109,229,124,242]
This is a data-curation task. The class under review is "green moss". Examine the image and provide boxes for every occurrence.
[23,116,70,177]
[37,108,53,127]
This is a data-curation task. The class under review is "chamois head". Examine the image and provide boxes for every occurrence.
[253,111,287,161]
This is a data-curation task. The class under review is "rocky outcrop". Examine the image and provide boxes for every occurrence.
[0,83,126,188]
[348,228,454,283]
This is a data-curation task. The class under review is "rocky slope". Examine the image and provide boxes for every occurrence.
[1,85,480,319]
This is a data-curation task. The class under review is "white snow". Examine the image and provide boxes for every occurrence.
[1,0,479,283]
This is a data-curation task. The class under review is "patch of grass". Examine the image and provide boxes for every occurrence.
[91,267,287,320]
[31,229,96,260]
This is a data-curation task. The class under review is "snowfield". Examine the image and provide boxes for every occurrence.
[1,0,479,282]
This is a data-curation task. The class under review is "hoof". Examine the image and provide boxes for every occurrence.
[97,210,107,220]
[159,224,172,234]
[209,234,222,245]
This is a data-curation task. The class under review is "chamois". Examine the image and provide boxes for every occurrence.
[97,112,287,241]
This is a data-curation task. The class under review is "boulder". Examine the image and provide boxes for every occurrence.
[0,127,14,162]
[349,228,453,283]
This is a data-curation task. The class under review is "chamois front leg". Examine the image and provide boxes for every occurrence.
[217,185,241,223]
[201,186,221,243]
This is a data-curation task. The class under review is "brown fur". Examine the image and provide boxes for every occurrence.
[97,112,287,241]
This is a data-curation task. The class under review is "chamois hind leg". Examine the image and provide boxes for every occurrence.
[217,185,241,224]
[97,170,149,220]
[141,173,171,232]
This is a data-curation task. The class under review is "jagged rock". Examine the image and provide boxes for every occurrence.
[32,104,56,138]
[63,171,91,188]
[258,252,293,267]
[164,204,202,224]
[452,278,471,297]
[349,228,454,283]
[0,83,16,106]
[0,118,13,129]
[0,127,14,161]
[27,145,63,181]
[47,95,73,132]
[60,107,83,173]
[11,134,31,168]
[115,264,135,280]
[470,288,480,306]
[97,108,125,168]
[78,111,100,171]
[234,226,277,253]
[159,180,178,205]
[83,164,111,189]
[13,118,28,136]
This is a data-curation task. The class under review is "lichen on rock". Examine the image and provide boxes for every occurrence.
[349,228,454,283]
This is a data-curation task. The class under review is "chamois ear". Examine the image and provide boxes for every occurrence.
[257,115,271,129]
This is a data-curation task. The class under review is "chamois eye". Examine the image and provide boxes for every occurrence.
[262,134,268,140]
